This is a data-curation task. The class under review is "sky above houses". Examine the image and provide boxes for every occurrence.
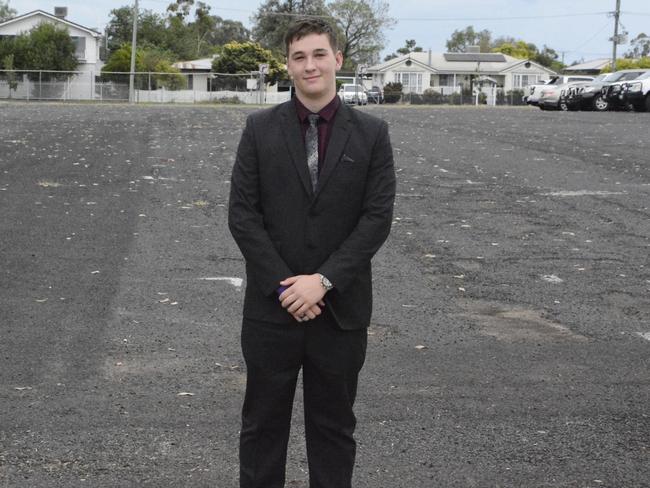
[12,0,650,64]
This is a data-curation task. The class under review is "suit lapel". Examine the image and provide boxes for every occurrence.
[280,102,313,196]
[316,103,352,196]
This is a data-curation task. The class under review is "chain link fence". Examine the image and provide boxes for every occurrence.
[1,69,529,107]
[383,87,527,107]
[0,70,292,104]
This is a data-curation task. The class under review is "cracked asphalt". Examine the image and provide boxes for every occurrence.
[1,102,648,488]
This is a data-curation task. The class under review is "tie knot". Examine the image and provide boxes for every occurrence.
[308,114,319,127]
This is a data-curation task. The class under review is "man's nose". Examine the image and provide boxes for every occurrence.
[305,56,316,71]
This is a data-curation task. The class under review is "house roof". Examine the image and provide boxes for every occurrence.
[172,56,218,71]
[368,51,556,75]
[0,10,102,37]
[563,58,611,72]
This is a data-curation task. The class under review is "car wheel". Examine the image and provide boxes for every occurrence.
[645,94,650,112]
[559,100,569,111]
[592,95,609,112]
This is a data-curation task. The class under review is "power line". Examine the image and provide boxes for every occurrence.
[396,12,610,22]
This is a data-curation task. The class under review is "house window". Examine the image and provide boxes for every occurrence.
[71,36,86,60]
[187,74,193,89]
[437,74,459,87]
[394,72,422,93]
[513,73,543,88]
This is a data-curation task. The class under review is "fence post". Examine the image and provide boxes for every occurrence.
[39,71,42,100]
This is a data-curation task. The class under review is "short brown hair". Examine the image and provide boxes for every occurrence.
[284,18,338,56]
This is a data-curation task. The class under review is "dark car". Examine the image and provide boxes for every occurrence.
[570,70,647,111]
[603,69,650,110]
[565,73,616,111]
[619,71,650,112]
[366,85,384,104]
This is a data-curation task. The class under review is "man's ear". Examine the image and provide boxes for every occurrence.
[335,50,343,70]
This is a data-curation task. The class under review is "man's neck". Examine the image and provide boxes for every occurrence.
[295,91,336,113]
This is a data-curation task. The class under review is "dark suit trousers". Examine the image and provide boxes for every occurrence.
[239,310,367,488]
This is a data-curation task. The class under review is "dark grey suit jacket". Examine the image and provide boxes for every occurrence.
[228,100,395,330]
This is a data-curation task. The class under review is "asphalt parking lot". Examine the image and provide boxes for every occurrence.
[1,102,648,488]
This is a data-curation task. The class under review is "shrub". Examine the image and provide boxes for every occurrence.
[422,88,443,104]
[383,81,402,103]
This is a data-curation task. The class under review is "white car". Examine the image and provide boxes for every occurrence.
[525,75,594,106]
[538,81,594,111]
[338,84,368,105]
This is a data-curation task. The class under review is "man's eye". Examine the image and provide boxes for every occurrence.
[294,56,304,60]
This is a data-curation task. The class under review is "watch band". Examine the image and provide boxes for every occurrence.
[318,273,333,291]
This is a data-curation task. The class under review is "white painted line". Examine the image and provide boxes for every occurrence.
[541,274,563,284]
[635,332,650,342]
[541,190,626,197]
[199,277,243,288]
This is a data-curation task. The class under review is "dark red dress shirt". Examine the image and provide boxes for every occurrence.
[294,95,341,172]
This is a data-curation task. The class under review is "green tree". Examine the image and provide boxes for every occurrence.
[106,6,169,53]
[22,23,79,73]
[446,26,492,53]
[251,0,328,55]
[102,43,186,89]
[211,18,250,46]
[212,41,286,85]
[625,33,650,59]
[1,53,18,97]
[492,39,537,59]
[106,2,250,61]
[102,43,141,72]
[602,57,650,72]
[0,0,16,22]
[329,0,395,69]
[384,39,422,61]
[492,37,563,71]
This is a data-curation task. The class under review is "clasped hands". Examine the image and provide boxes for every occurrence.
[278,274,326,323]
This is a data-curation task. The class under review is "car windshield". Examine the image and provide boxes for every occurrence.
[610,71,644,82]
[622,71,645,80]
[344,86,361,92]
[633,71,650,80]
[592,74,609,82]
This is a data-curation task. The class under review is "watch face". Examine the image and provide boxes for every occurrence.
[321,275,332,290]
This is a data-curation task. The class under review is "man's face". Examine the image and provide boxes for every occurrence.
[286,33,343,102]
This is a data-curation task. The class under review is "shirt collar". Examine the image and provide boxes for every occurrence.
[295,95,340,124]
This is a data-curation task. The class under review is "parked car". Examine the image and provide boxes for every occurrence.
[620,70,650,112]
[564,73,616,111]
[571,70,648,111]
[338,83,368,105]
[524,75,594,106]
[538,81,593,111]
[603,69,650,111]
[366,85,384,104]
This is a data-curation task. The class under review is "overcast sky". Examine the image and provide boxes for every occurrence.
[12,0,650,64]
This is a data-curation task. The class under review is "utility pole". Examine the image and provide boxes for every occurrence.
[129,0,139,103]
[611,0,621,72]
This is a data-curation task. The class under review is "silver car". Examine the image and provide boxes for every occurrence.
[338,84,368,105]
[538,81,593,111]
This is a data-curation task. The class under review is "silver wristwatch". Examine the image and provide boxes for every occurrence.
[319,273,333,291]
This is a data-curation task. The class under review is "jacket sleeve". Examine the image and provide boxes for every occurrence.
[228,114,294,296]
[318,119,396,292]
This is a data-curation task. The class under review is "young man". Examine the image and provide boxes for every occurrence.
[228,18,396,488]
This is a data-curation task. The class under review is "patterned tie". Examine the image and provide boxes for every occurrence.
[306,114,320,191]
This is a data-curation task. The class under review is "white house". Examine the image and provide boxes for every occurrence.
[173,56,216,92]
[366,51,556,95]
[0,8,104,75]
[0,8,104,99]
